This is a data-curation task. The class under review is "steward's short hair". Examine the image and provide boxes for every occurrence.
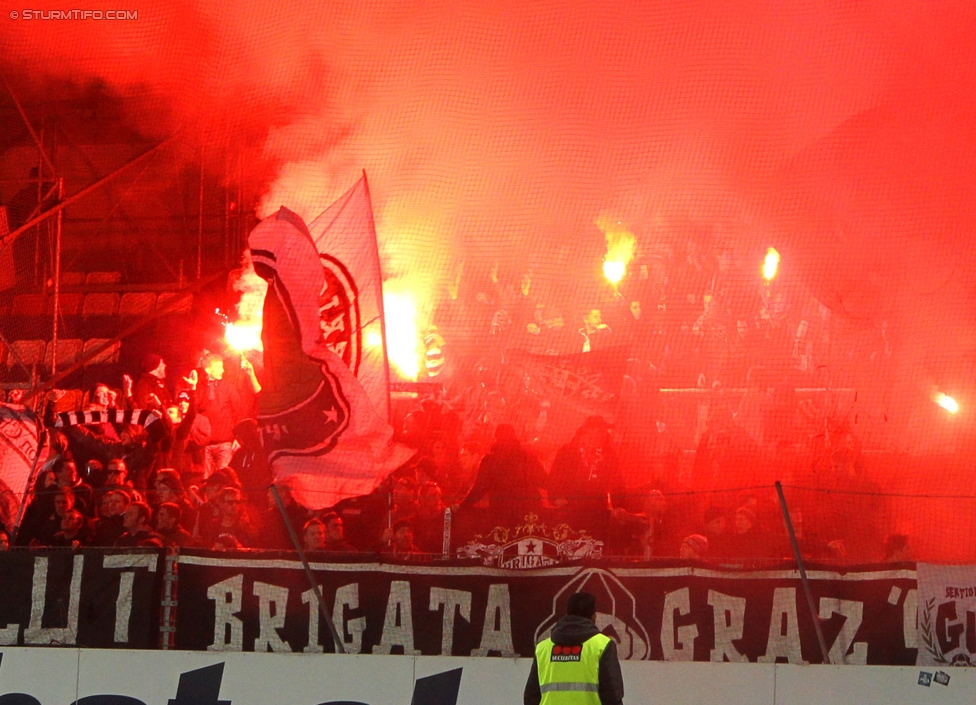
[567,592,596,619]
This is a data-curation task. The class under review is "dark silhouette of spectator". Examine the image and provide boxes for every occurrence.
[162,385,209,485]
[132,354,172,413]
[302,518,327,553]
[726,506,771,560]
[92,489,132,546]
[115,502,163,547]
[700,505,733,559]
[50,509,92,548]
[16,470,59,546]
[320,512,356,552]
[197,353,248,477]
[382,518,422,557]
[152,469,198,533]
[410,482,448,554]
[55,458,95,518]
[156,502,195,548]
[99,458,144,503]
[679,534,709,560]
[33,487,76,546]
[199,487,256,548]
[390,476,420,523]
[191,466,242,540]
[258,480,310,549]
[547,416,625,537]
[882,534,912,562]
[213,533,243,550]
[460,424,545,520]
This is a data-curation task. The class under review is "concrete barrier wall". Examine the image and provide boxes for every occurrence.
[0,648,968,705]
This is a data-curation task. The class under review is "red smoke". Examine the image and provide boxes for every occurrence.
[3,0,976,442]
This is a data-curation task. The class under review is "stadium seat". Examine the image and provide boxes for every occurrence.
[82,338,122,364]
[61,272,86,287]
[46,293,85,316]
[45,339,84,369]
[119,292,157,317]
[82,293,120,317]
[11,294,47,316]
[53,389,84,413]
[86,271,122,285]
[6,340,46,368]
[157,291,193,314]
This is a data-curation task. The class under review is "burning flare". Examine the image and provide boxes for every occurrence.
[597,215,636,286]
[933,391,959,414]
[763,247,780,281]
[383,284,422,380]
[225,253,267,352]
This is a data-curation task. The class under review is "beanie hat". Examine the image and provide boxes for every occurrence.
[736,506,757,526]
[683,534,709,555]
[140,353,163,374]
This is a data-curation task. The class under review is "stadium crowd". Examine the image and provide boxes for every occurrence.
[0,238,907,565]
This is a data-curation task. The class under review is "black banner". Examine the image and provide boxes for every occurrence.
[0,548,165,648]
[174,551,918,665]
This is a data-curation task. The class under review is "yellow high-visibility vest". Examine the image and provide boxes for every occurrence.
[534,633,611,704]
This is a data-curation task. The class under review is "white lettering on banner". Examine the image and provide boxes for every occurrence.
[103,553,157,643]
[25,554,83,645]
[253,582,291,652]
[430,588,472,656]
[0,622,17,645]
[903,588,918,649]
[301,583,365,653]
[707,590,747,662]
[471,584,515,657]
[661,588,698,661]
[374,580,420,655]
[818,598,867,665]
[758,588,806,664]
[336,583,366,653]
[207,575,244,651]
[301,586,324,654]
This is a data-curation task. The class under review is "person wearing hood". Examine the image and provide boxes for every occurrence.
[459,424,545,519]
[524,592,624,705]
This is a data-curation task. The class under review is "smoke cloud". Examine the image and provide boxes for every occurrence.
[3,0,976,435]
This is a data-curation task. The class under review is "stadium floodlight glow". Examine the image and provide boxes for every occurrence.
[603,259,626,284]
[934,392,959,414]
[763,247,780,281]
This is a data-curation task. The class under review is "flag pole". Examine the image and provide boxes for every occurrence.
[269,483,346,654]
[775,481,831,664]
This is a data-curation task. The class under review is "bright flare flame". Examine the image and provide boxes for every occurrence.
[365,330,383,348]
[383,289,421,380]
[224,321,263,352]
[225,252,267,352]
[597,215,636,286]
[763,247,780,281]
[603,259,626,284]
[934,392,959,414]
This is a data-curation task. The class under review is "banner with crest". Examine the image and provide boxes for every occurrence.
[917,563,976,667]
[174,550,918,664]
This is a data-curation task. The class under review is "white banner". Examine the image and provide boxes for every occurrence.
[917,562,976,668]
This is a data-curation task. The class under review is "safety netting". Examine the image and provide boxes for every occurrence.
[1,1,976,565]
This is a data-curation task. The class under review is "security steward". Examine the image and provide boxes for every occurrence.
[524,592,624,705]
